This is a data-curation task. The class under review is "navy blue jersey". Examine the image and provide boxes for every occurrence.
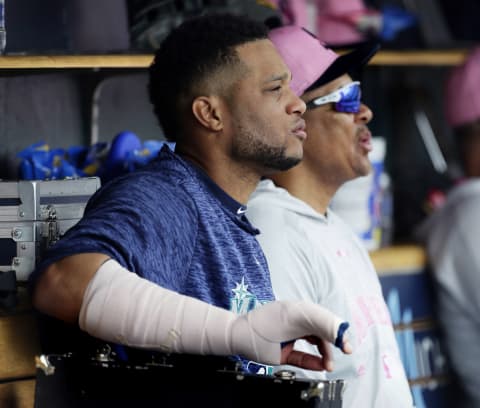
[32,146,275,373]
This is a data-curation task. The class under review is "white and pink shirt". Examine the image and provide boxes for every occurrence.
[247,179,414,408]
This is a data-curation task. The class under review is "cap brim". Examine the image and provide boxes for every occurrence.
[306,41,380,91]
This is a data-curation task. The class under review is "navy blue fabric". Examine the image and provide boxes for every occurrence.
[33,147,274,313]
[32,146,276,374]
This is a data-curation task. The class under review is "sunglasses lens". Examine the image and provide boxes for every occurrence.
[335,83,361,113]
[335,83,361,112]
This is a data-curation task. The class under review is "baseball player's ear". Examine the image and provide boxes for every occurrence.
[192,96,223,132]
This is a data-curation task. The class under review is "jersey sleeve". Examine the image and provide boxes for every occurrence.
[31,170,198,291]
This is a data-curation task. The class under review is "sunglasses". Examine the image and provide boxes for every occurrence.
[305,81,362,113]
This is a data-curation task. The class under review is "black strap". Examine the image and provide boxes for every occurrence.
[0,270,17,311]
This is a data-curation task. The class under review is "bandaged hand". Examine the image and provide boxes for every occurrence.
[232,300,352,371]
[79,259,351,371]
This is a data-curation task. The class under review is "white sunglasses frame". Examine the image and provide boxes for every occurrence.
[306,81,361,110]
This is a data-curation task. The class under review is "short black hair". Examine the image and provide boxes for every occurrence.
[148,13,268,142]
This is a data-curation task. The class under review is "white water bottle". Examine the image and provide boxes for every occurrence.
[0,0,5,54]
[0,0,7,54]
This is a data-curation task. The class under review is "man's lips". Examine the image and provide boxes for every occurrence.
[358,129,372,152]
[292,119,307,141]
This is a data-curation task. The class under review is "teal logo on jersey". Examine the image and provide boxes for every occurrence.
[230,277,258,314]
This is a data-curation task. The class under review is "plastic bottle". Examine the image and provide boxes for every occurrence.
[0,0,5,54]
[330,137,387,251]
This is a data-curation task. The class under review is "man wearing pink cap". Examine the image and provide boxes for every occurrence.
[418,47,480,408]
[247,26,414,407]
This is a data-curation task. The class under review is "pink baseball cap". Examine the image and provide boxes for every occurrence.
[316,0,370,46]
[445,47,480,127]
[269,25,379,96]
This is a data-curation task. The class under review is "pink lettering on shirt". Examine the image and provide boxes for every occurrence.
[382,354,393,379]
[351,296,394,345]
[357,364,366,377]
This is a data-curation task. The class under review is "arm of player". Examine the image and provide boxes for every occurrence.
[78,259,352,370]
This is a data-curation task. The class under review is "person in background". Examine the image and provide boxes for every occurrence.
[29,14,352,375]
[247,26,413,407]
[417,47,480,408]
[268,0,415,46]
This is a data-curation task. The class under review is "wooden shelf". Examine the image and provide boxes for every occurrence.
[368,49,469,66]
[370,244,427,274]
[0,49,470,69]
[0,54,153,69]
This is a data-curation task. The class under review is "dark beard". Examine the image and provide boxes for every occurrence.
[232,126,302,172]
[234,141,301,172]
[258,146,301,171]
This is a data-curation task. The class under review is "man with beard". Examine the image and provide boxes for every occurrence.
[30,14,351,376]
[247,26,413,406]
